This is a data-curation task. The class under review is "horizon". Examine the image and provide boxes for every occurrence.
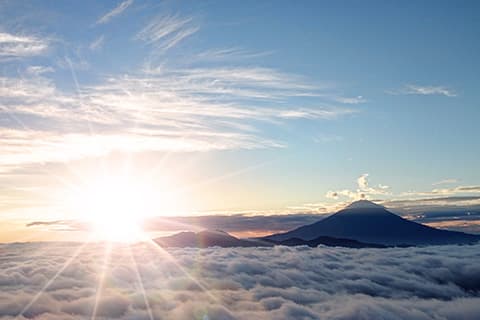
[1,0,479,243]
[1,2,480,319]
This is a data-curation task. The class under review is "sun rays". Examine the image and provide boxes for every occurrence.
[90,242,112,320]
[14,220,235,320]
[14,240,92,319]
[127,245,155,320]
[67,175,155,242]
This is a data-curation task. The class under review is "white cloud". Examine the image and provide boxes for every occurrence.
[333,95,367,104]
[96,0,134,25]
[432,178,459,186]
[89,35,105,51]
[195,47,274,61]
[392,84,457,97]
[136,14,199,52]
[25,65,54,75]
[326,174,390,200]
[0,12,356,175]
[325,175,480,217]
[313,134,343,143]
[0,242,479,319]
[0,32,48,59]
[357,173,369,190]
[0,65,354,170]
[401,185,480,198]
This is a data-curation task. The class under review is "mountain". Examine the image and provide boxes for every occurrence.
[264,200,480,246]
[153,229,386,249]
[154,230,268,248]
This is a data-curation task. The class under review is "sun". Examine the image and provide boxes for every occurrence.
[70,175,157,242]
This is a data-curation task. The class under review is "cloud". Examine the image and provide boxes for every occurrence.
[313,134,344,143]
[383,196,480,211]
[357,173,369,190]
[136,14,199,52]
[0,242,480,319]
[325,174,479,212]
[326,174,390,200]
[391,84,457,97]
[0,65,354,170]
[333,95,367,104]
[26,214,325,238]
[0,9,358,176]
[195,47,274,61]
[432,178,459,186]
[24,192,480,238]
[0,32,49,59]
[401,185,480,198]
[421,219,480,235]
[96,0,134,25]
[89,35,105,51]
[26,65,54,75]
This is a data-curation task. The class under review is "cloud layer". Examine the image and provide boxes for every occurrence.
[0,63,354,172]
[1,242,480,319]
[0,32,49,60]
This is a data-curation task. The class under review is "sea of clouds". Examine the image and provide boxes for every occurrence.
[1,242,480,320]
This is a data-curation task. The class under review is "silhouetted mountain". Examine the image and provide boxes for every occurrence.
[154,229,388,249]
[264,200,480,246]
[154,230,268,248]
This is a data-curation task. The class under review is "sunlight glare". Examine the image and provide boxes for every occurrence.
[71,175,158,242]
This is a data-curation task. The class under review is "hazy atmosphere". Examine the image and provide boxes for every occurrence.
[1,1,479,319]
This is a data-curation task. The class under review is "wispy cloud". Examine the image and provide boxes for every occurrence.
[96,0,134,25]
[390,84,457,97]
[0,11,356,173]
[313,134,344,143]
[195,47,274,61]
[0,65,354,170]
[136,14,199,52]
[333,95,367,104]
[0,32,48,59]
[89,35,105,51]
[381,196,480,224]
[432,178,459,186]
[25,65,54,76]
[401,185,480,198]
[140,66,320,100]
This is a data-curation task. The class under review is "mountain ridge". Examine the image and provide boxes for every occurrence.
[153,228,389,249]
[264,200,480,245]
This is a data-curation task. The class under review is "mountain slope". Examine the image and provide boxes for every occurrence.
[264,200,480,246]
[153,229,386,249]
[154,230,268,248]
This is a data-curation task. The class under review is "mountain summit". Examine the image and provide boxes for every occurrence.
[345,199,384,210]
[154,230,265,248]
[264,200,479,246]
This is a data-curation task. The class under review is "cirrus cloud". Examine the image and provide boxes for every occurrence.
[0,32,49,60]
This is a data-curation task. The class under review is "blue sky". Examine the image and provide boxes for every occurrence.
[0,0,479,240]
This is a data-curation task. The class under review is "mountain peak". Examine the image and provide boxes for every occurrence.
[345,200,384,210]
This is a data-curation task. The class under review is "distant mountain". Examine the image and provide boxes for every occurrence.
[153,229,387,249]
[154,230,267,248]
[264,200,480,246]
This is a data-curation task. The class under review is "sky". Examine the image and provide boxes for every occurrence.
[0,0,479,241]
